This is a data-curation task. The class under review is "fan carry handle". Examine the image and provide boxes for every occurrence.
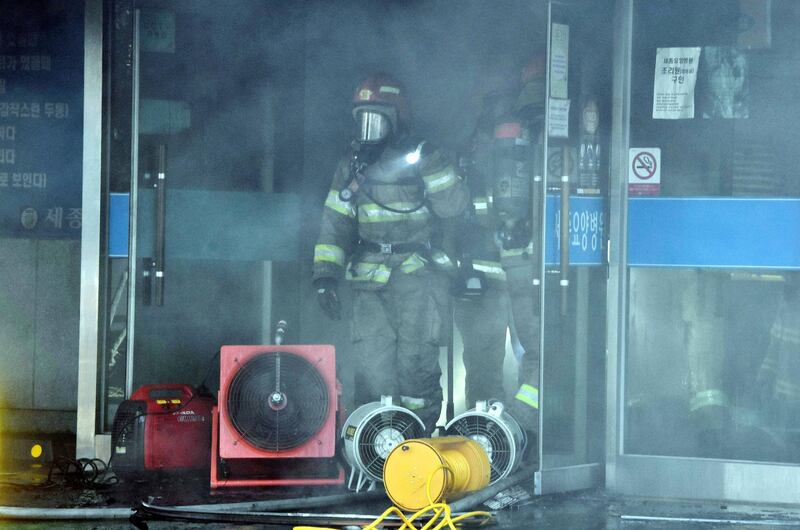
[274,320,288,346]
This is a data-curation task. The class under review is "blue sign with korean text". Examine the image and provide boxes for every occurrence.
[545,195,605,266]
[0,3,84,238]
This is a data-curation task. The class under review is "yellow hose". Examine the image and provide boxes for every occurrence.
[294,464,492,530]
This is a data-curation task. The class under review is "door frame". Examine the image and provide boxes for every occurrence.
[604,0,800,504]
[534,0,609,495]
[76,0,105,460]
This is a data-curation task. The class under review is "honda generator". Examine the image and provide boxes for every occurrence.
[111,384,215,476]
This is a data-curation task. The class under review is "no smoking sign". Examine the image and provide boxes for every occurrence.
[628,147,661,196]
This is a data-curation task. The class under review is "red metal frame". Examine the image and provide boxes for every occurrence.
[210,406,345,488]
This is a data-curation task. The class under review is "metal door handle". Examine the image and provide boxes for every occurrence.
[141,257,153,306]
[154,144,166,306]
[531,143,543,293]
[560,146,570,316]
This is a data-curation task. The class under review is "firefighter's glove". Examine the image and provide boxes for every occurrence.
[314,278,341,321]
[499,219,532,251]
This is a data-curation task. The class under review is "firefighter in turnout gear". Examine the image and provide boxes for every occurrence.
[313,73,468,433]
[455,56,545,440]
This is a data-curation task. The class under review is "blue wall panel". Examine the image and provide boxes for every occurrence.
[628,197,800,269]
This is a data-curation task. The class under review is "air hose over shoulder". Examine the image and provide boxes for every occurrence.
[339,141,428,214]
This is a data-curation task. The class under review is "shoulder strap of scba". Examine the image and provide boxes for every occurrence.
[340,141,429,214]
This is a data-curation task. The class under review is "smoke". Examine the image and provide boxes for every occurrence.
[304,0,544,153]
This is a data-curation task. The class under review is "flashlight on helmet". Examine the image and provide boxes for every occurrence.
[405,141,425,165]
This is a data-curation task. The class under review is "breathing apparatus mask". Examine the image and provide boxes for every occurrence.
[354,107,395,144]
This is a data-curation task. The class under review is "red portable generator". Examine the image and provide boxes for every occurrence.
[111,384,215,475]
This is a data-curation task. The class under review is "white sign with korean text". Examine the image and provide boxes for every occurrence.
[653,47,701,119]
[550,23,569,99]
[548,98,570,138]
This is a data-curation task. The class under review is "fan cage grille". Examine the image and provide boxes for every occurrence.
[226,351,329,451]
[447,415,513,483]
[356,410,425,481]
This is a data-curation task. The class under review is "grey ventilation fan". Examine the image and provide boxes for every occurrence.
[341,395,426,491]
[445,401,526,484]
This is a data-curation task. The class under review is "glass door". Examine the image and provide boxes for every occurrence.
[99,1,302,430]
[609,0,800,504]
[535,0,612,494]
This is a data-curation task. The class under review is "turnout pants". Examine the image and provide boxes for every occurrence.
[455,284,510,407]
[350,269,450,432]
[454,261,541,432]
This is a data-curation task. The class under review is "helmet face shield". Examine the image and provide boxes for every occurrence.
[355,108,392,143]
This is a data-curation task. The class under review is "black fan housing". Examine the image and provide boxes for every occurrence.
[226,351,329,451]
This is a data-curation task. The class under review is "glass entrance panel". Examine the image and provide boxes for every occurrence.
[99,2,303,430]
[128,4,301,390]
[624,0,800,467]
[536,1,612,492]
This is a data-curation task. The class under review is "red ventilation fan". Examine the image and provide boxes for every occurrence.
[210,344,344,488]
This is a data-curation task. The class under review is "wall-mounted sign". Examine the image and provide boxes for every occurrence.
[0,3,84,238]
[550,23,569,99]
[652,47,701,119]
[628,148,661,196]
[548,98,570,138]
[546,195,605,266]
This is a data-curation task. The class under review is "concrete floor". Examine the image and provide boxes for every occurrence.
[3,461,800,529]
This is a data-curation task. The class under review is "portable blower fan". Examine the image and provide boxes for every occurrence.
[211,342,344,488]
[341,395,426,492]
[445,401,526,484]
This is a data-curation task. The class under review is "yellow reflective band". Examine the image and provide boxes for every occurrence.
[472,260,506,281]
[430,250,455,269]
[473,197,489,214]
[347,262,391,284]
[423,166,458,193]
[399,253,426,273]
[775,380,800,397]
[314,244,345,266]
[358,203,430,222]
[379,85,401,95]
[515,384,539,410]
[324,190,356,217]
[400,395,425,410]
[772,324,800,344]
[760,356,778,370]
[689,389,728,412]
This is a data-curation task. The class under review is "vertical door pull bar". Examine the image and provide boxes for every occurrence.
[560,146,570,316]
[154,144,166,306]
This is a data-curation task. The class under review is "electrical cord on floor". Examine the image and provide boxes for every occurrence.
[45,456,118,488]
[294,464,492,530]
[0,456,118,489]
